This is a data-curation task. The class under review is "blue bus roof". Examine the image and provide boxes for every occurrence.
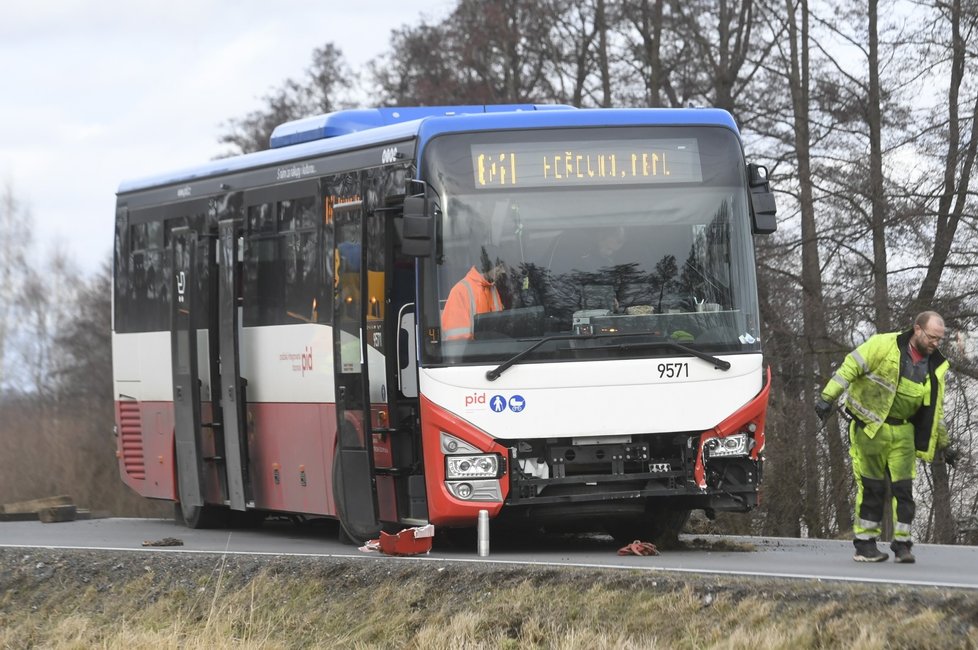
[268,104,573,148]
[118,106,739,194]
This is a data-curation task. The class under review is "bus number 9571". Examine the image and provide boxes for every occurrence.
[658,362,689,379]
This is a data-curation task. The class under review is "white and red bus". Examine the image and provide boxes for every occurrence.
[113,105,777,542]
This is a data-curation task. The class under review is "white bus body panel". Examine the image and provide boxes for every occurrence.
[112,324,390,404]
[419,354,763,439]
[239,324,336,403]
[112,331,177,401]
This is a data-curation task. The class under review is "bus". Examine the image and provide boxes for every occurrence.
[113,105,777,543]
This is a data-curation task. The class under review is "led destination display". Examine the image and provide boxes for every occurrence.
[472,139,703,189]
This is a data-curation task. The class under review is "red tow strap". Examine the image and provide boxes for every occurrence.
[617,540,659,556]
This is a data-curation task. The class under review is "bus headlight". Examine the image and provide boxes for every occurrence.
[704,433,749,458]
[445,454,500,479]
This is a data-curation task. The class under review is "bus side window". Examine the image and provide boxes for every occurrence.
[280,196,320,324]
[243,203,282,326]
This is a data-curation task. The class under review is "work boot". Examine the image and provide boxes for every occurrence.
[852,538,889,562]
[890,540,916,564]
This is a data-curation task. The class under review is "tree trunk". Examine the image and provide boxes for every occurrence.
[930,459,956,543]
[596,0,612,107]
[908,0,977,542]
[867,0,889,330]
[785,0,850,534]
[910,0,978,316]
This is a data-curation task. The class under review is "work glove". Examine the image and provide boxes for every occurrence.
[943,446,961,468]
[815,398,833,423]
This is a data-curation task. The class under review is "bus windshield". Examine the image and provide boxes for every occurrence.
[418,126,762,367]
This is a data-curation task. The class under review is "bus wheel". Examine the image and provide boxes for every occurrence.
[173,501,226,529]
[173,460,227,528]
[606,508,690,548]
[331,451,381,545]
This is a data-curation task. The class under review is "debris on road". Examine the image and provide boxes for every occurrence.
[38,505,77,523]
[141,538,185,547]
[361,524,435,556]
[617,540,660,556]
[0,496,93,523]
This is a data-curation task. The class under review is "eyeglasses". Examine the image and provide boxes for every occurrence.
[919,329,944,344]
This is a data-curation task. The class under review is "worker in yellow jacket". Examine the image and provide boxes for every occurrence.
[816,311,954,563]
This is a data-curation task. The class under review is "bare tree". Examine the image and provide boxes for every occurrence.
[907,0,978,319]
[219,44,355,155]
[545,0,612,106]
[671,0,763,118]
[0,181,31,393]
[372,0,560,106]
[618,0,688,107]
[371,21,471,105]
[54,259,113,401]
[452,0,556,102]
[905,0,978,542]
[13,244,79,397]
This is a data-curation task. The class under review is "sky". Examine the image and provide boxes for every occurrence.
[0,1,452,274]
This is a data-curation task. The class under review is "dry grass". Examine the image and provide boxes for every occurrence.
[1,549,976,649]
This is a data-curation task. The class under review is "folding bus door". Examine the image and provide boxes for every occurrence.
[170,226,207,522]
[217,218,250,511]
[332,195,382,542]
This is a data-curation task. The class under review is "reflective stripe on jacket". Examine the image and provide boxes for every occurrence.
[441,266,503,340]
[821,329,949,462]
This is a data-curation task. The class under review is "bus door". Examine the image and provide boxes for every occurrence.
[217,218,250,511]
[332,196,382,542]
[170,226,207,521]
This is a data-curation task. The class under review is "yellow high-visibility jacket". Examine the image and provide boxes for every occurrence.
[821,329,949,462]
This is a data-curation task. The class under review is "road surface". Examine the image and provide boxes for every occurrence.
[1,517,976,589]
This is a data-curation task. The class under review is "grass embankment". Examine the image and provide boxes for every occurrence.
[1,548,976,649]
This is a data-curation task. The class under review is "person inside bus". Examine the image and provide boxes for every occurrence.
[441,244,508,341]
[580,225,626,271]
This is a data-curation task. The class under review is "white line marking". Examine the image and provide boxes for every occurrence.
[2,543,976,590]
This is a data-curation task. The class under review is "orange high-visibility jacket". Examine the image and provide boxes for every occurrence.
[441,266,503,340]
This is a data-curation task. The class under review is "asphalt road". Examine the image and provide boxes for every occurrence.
[1,517,976,589]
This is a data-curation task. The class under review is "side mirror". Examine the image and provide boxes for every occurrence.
[747,163,777,235]
[401,194,434,257]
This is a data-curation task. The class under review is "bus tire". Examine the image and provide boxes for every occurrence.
[331,450,381,545]
[173,460,226,529]
[173,501,226,529]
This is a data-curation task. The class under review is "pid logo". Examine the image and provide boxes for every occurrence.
[464,392,525,413]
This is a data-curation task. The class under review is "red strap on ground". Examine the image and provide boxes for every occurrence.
[617,540,659,556]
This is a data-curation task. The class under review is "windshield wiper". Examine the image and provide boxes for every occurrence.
[485,332,731,381]
[486,333,600,381]
[611,340,731,371]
